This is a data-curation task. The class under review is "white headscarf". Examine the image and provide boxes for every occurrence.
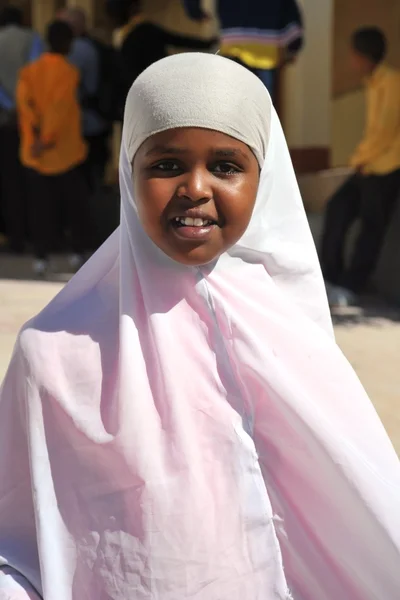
[0,54,399,600]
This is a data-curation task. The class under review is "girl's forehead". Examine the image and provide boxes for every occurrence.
[135,127,256,163]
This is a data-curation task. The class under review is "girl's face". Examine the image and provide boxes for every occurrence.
[133,127,260,266]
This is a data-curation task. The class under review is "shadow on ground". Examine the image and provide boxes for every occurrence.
[331,298,400,327]
[0,254,74,283]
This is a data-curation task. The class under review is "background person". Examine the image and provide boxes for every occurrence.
[0,4,43,253]
[183,0,304,100]
[106,0,217,93]
[320,28,400,307]
[16,20,91,277]
[58,7,112,193]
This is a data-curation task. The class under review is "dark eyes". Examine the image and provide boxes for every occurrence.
[152,161,180,172]
[214,163,241,175]
[150,160,241,176]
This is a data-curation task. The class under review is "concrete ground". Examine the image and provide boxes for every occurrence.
[0,254,399,454]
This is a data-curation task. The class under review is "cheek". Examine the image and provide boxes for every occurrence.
[134,179,173,229]
[219,182,258,233]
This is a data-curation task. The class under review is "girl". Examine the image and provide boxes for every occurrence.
[0,53,399,600]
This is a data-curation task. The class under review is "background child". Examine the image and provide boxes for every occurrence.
[321,27,400,306]
[17,20,91,277]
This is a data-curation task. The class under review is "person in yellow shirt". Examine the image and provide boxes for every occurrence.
[16,20,91,277]
[321,27,400,306]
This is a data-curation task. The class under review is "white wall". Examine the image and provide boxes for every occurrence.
[283,0,333,149]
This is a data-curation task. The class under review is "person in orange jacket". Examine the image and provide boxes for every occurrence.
[17,20,92,277]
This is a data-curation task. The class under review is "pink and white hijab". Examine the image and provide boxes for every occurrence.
[0,54,399,600]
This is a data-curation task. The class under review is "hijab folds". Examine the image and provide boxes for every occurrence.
[0,54,399,600]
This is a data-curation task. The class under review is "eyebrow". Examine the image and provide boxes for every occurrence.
[214,148,249,161]
[145,145,250,160]
[145,145,187,156]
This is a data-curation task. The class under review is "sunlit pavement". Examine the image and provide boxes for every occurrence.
[1,254,399,454]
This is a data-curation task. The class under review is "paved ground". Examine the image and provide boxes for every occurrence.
[332,306,400,452]
[0,254,399,454]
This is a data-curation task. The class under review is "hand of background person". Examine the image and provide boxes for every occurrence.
[30,138,55,158]
[355,164,366,175]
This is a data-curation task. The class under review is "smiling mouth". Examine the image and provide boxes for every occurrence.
[169,215,219,241]
[172,216,218,228]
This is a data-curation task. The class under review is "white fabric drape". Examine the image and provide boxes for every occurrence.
[0,54,399,600]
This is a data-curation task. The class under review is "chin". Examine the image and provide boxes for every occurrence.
[171,247,221,267]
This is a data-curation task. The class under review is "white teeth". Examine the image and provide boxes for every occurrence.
[177,217,211,227]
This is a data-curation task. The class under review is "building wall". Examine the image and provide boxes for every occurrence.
[283,0,333,172]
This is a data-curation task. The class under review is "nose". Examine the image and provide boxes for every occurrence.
[176,166,213,203]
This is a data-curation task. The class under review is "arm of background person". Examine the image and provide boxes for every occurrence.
[0,568,42,600]
[119,22,217,91]
[28,33,44,63]
[0,87,14,111]
[69,39,99,100]
[81,40,99,98]
[16,70,39,134]
[161,28,218,50]
[40,71,80,146]
[350,75,400,167]
[120,26,158,87]
[281,0,304,62]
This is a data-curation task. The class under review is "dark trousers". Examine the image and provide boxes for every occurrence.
[320,170,400,293]
[26,165,91,260]
[84,132,111,193]
[0,119,27,251]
